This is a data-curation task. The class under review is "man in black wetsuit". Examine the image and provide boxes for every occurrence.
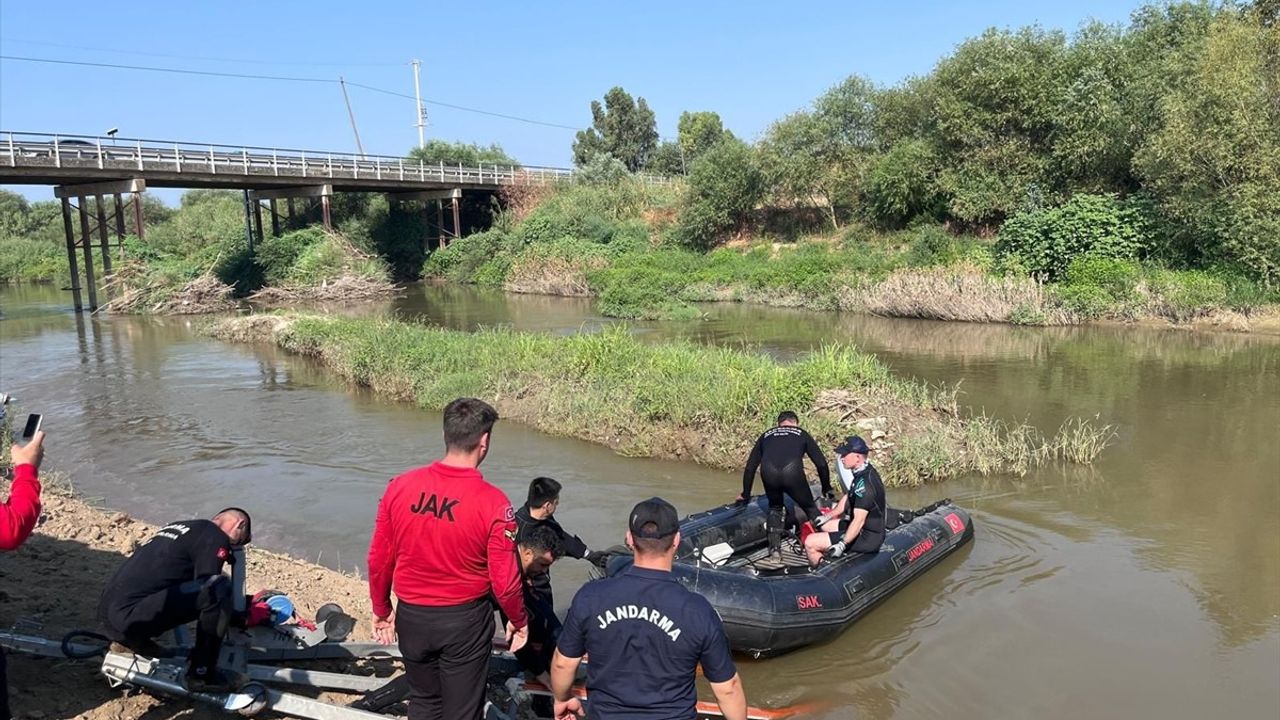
[739,411,832,556]
[515,477,601,610]
[804,436,886,566]
[98,508,252,691]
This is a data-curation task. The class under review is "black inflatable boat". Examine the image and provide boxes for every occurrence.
[612,496,974,657]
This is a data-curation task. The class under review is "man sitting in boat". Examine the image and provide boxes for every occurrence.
[804,436,886,566]
[738,411,833,559]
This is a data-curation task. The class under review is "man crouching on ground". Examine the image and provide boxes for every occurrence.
[97,507,252,691]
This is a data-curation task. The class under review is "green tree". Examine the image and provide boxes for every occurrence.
[676,138,764,250]
[864,139,942,228]
[408,140,519,168]
[572,87,659,171]
[648,141,685,176]
[677,111,733,163]
[1134,11,1280,284]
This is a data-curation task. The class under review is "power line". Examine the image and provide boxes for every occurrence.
[0,55,584,131]
[0,38,406,67]
[0,55,331,83]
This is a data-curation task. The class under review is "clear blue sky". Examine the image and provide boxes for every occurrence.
[2,0,1150,202]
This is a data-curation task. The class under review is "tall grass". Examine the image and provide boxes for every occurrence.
[209,314,1113,486]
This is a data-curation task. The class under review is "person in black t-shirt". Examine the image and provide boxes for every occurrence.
[97,507,252,691]
[515,477,599,609]
[739,411,833,556]
[550,498,747,720]
[804,436,886,566]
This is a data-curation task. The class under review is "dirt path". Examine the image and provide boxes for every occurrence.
[1,480,376,719]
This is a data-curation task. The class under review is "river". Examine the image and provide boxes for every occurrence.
[1,282,1277,719]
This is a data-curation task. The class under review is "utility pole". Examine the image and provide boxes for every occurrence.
[339,76,367,159]
[412,59,426,149]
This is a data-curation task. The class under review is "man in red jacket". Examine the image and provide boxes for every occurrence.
[2,429,45,719]
[368,398,527,720]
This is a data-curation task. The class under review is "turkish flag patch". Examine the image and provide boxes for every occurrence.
[217,547,230,560]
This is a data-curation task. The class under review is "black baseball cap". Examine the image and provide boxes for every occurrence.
[834,435,870,456]
[629,497,679,539]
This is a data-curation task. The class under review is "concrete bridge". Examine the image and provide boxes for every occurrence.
[0,131,671,311]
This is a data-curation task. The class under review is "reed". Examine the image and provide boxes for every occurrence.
[209,314,1113,486]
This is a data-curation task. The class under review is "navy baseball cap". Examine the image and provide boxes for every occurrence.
[629,497,679,539]
[834,435,870,456]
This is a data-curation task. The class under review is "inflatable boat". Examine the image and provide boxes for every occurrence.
[611,495,974,657]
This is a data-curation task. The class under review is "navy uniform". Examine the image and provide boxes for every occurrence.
[556,499,737,720]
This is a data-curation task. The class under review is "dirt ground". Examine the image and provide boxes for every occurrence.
[0,480,378,719]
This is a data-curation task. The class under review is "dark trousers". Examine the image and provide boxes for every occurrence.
[1,646,9,720]
[762,467,821,550]
[513,585,561,677]
[100,575,231,674]
[396,598,494,720]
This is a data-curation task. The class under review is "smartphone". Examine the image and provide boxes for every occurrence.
[19,413,42,441]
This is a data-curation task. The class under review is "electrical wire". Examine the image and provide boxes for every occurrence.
[0,55,584,130]
[0,37,407,67]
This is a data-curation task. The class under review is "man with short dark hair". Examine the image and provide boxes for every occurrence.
[804,435,886,566]
[739,410,832,557]
[368,397,527,720]
[550,498,747,720]
[97,507,253,691]
[512,524,565,686]
[515,476,595,612]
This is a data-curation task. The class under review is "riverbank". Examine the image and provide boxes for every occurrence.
[427,230,1280,333]
[0,475,378,718]
[209,314,1111,486]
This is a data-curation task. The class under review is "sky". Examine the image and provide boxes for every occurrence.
[1,0,1151,203]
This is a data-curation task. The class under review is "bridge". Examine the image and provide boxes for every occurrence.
[0,131,670,312]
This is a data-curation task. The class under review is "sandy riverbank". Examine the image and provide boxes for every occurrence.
[0,478,377,719]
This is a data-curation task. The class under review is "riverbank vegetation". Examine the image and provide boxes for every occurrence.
[209,313,1113,485]
[423,1,1277,328]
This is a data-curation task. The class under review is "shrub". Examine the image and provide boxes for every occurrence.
[1065,256,1141,300]
[675,139,764,250]
[256,228,327,285]
[996,194,1152,280]
[1054,283,1114,319]
[1144,269,1228,322]
[423,230,513,282]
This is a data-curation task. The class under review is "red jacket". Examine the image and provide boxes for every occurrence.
[368,461,526,629]
[1,464,41,551]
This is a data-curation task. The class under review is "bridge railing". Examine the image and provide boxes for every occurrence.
[2,131,674,187]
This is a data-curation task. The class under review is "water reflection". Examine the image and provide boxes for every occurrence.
[3,282,1277,719]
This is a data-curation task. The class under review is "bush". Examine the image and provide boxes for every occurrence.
[675,139,764,250]
[256,228,327,285]
[1144,269,1228,321]
[1065,256,1141,300]
[1054,283,1114,319]
[0,237,64,282]
[996,194,1152,280]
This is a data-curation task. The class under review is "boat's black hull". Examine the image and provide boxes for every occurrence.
[615,497,974,657]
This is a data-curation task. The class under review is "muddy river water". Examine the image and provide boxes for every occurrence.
[1,282,1277,718]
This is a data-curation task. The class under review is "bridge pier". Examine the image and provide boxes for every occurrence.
[386,188,463,249]
[250,185,334,245]
[54,178,145,312]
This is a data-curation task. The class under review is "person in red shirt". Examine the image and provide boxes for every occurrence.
[2,429,45,719]
[368,398,527,720]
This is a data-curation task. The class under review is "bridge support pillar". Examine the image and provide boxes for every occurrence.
[252,200,266,247]
[451,196,461,246]
[59,198,83,312]
[249,185,333,233]
[269,199,281,237]
[385,188,463,250]
[54,179,145,312]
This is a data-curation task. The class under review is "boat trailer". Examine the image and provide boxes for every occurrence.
[2,548,809,719]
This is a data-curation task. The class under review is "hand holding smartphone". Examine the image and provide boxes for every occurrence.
[10,414,45,472]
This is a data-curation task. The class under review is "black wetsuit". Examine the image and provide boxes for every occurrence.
[514,504,588,610]
[831,463,887,553]
[97,519,236,675]
[743,425,832,532]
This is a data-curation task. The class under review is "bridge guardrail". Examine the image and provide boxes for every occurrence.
[2,131,674,188]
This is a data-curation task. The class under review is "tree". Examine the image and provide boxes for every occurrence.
[676,138,764,250]
[572,87,659,171]
[1134,11,1280,284]
[677,111,733,164]
[864,139,943,228]
[408,140,519,168]
[648,141,685,176]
